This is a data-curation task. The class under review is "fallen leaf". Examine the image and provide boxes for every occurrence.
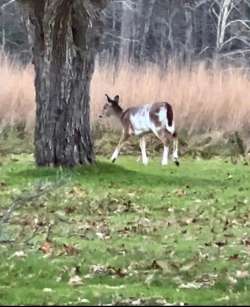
[180,262,196,272]
[215,240,227,247]
[39,241,53,255]
[9,251,26,259]
[241,238,250,246]
[43,288,53,293]
[89,264,108,275]
[0,181,7,187]
[64,206,76,214]
[215,296,230,302]
[63,244,79,256]
[227,275,237,285]
[228,254,239,261]
[68,275,83,286]
[179,282,203,289]
[175,189,187,197]
[150,260,171,273]
[77,298,90,304]
[236,270,249,278]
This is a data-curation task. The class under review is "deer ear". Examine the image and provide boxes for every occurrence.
[114,95,120,104]
[105,94,113,103]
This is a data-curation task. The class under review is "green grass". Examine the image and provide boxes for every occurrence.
[0,153,250,305]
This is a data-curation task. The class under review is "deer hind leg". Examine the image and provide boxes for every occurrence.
[162,143,169,166]
[139,136,149,165]
[172,132,179,166]
[111,131,129,163]
[152,129,169,166]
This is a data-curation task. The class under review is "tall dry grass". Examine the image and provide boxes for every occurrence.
[0,51,250,134]
[0,52,35,132]
[92,62,250,134]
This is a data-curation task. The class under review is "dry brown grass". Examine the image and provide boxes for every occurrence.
[1,52,250,134]
[0,52,35,132]
[92,62,250,134]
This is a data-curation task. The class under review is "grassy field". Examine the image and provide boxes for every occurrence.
[0,153,250,305]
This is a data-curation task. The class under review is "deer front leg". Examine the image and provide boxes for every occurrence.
[139,136,149,165]
[111,132,129,163]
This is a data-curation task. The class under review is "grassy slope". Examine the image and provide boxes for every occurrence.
[0,154,250,305]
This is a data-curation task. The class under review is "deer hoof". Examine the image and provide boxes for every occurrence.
[112,158,116,163]
[175,160,180,167]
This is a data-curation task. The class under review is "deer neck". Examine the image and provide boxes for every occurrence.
[112,104,123,120]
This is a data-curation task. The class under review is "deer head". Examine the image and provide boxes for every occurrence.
[99,94,121,118]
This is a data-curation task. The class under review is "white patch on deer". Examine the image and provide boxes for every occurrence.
[167,120,175,134]
[130,105,152,135]
[156,107,175,134]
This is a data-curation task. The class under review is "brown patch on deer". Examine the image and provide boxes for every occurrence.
[121,109,134,135]
[165,102,173,127]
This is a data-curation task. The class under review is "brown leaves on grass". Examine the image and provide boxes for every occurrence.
[241,238,250,246]
[89,193,141,216]
[236,270,250,279]
[39,241,53,255]
[66,186,88,198]
[68,275,83,286]
[117,217,155,237]
[174,189,187,197]
[150,260,177,273]
[39,241,79,256]
[179,273,218,289]
[77,219,111,240]
[0,181,7,188]
[215,240,228,247]
[89,264,128,278]
[112,297,178,306]
[63,244,79,256]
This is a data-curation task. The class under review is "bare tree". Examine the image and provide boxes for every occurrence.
[2,0,250,79]
[212,0,250,60]
[17,0,110,167]
[1,0,28,55]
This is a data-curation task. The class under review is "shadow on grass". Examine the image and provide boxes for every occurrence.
[13,160,224,189]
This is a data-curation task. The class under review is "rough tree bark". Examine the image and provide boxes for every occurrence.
[18,0,109,166]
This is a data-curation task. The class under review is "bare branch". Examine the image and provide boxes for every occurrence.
[219,48,250,57]
[225,19,250,30]
[113,0,135,11]
[221,35,250,48]
[0,180,66,225]
[105,31,140,43]
[0,0,16,11]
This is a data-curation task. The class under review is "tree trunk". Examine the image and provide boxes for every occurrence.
[18,0,109,166]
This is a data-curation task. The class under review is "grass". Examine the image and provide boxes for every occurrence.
[0,153,250,305]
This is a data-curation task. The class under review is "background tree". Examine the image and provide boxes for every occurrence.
[1,0,250,67]
[17,0,110,167]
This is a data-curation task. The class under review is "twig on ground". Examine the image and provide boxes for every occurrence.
[0,179,66,225]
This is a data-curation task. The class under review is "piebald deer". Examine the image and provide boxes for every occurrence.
[99,94,179,166]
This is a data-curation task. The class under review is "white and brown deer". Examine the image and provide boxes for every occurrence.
[99,94,179,166]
